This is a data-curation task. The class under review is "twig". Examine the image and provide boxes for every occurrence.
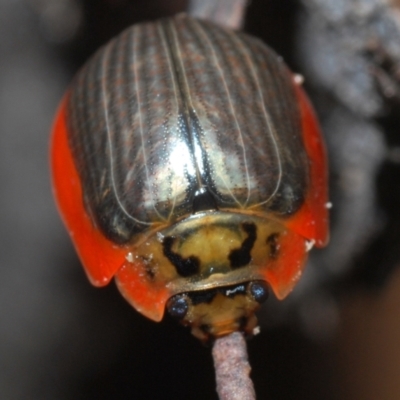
[212,332,256,400]
[188,0,248,30]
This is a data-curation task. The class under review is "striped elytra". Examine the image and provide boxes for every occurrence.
[51,14,329,339]
[66,14,309,244]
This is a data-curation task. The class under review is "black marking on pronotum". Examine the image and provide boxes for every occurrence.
[162,236,200,277]
[229,222,257,269]
[266,232,280,259]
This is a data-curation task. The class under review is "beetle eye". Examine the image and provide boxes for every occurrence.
[248,281,269,304]
[167,294,189,320]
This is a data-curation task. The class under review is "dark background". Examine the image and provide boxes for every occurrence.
[1,0,400,399]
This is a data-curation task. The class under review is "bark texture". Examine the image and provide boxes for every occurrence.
[212,332,256,400]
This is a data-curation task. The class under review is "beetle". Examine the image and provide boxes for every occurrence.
[51,13,328,342]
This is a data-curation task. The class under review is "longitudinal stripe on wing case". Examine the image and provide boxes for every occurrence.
[66,14,309,244]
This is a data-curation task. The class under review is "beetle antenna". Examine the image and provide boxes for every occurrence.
[212,332,256,400]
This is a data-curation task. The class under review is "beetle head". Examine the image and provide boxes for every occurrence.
[166,280,269,342]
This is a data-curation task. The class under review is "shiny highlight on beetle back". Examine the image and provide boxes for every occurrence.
[66,14,309,245]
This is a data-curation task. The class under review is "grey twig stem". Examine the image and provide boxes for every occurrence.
[188,0,248,30]
[212,332,256,400]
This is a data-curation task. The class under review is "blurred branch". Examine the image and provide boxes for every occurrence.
[188,0,248,29]
[212,332,256,400]
[293,0,400,291]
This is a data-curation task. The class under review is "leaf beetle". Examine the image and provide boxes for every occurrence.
[51,14,328,342]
